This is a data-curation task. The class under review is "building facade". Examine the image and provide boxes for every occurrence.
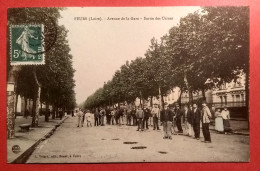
[211,75,246,108]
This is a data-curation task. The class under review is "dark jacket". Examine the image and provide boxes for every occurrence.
[187,109,193,124]
[94,111,99,118]
[192,108,201,125]
[131,109,136,118]
[117,109,124,117]
[175,109,183,120]
[160,109,174,122]
[144,108,151,119]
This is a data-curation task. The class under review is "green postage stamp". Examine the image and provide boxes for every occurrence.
[10,24,45,65]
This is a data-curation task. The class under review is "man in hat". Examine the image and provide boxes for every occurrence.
[100,107,106,126]
[175,103,183,133]
[135,105,144,131]
[126,106,132,126]
[151,103,160,130]
[94,108,100,126]
[160,103,174,139]
[143,105,151,129]
[201,101,212,143]
[169,104,177,134]
[192,103,201,140]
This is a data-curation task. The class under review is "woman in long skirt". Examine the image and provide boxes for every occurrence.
[221,106,232,134]
[215,108,224,133]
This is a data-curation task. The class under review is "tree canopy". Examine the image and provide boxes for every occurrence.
[82,7,249,109]
[8,7,76,112]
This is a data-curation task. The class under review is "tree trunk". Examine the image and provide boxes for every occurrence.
[31,94,36,126]
[45,101,49,122]
[160,93,164,108]
[7,66,21,139]
[202,89,206,101]
[23,97,27,117]
[158,86,164,109]
[31,67,41,127]
[52,106,56,119]
[150,96,153,107]
[178,89,183,107]
[40,102,43,116]
[30,99,33,116]
[139,91,143,108]
[184,71,194,104]
[14,94,19,119]
[56,108,59,118]
[189,90,193,104]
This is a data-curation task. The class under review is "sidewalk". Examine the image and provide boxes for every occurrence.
[7,115,68,163]
[209,119,249,136]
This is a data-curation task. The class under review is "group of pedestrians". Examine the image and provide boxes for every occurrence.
[135,105,160,131]
[94,107,134,126]
[75,101,233,144]
[76,109,92,127]
[159,101,212,143]
[91,106,156,129]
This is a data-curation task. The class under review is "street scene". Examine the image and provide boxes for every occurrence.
[7,6,249,163]
[26,115,249,163]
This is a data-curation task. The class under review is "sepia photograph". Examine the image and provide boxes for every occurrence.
[6,6,249,163]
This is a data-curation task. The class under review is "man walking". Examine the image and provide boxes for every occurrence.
[82,110,86,126]
[143,106,151,129]
[106,107,111,125]
[151,103,160,130]
[111,108,116,125]
[94,108,99,126]
[77,109,83,127]
[160,103,174,139]
[132,107,137,126]
[100,108,106,126]
[169,104,177,134]
[201,101,212,143]
[126,107,132,126]
[136,105,144,131]
[192,103,201,140]
[175,104,183,133]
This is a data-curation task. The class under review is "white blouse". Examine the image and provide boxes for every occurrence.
[221,110,230,120]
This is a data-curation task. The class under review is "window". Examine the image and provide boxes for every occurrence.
[241,94,244,102]
[236,95,240,102]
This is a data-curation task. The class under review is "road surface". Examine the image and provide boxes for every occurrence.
[27,116,249,163]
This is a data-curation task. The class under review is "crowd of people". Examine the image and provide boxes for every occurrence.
[74,101,232,144]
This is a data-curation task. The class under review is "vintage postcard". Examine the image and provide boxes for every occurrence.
[6,6,249,164]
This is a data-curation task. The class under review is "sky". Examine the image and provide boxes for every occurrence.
[59,7,201,105]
